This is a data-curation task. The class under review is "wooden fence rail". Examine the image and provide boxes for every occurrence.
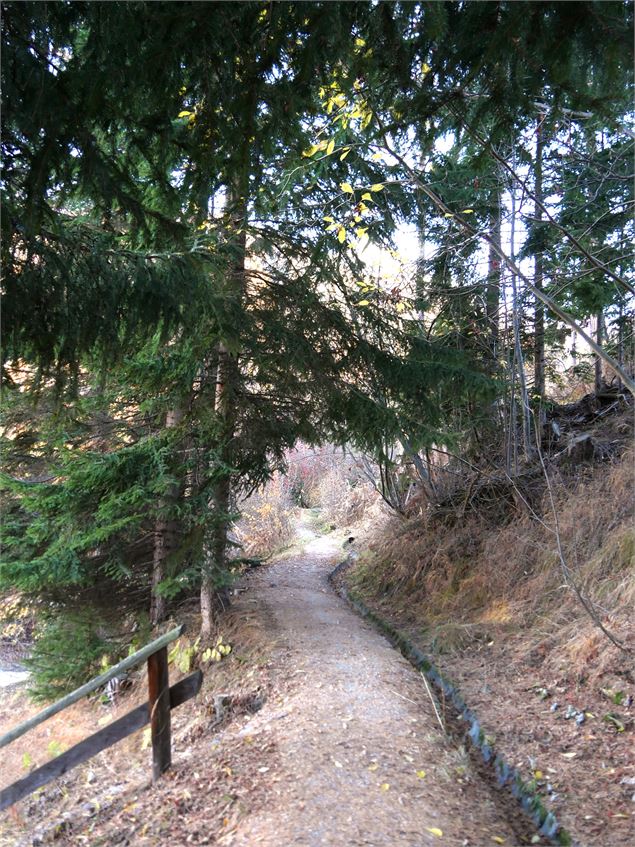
[0,624,202,811]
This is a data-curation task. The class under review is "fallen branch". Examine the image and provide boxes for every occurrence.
[421,670,446,734]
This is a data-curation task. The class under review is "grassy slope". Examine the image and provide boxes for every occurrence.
[346,410,634,845]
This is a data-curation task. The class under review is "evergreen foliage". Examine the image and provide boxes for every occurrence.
[1,1,632,696]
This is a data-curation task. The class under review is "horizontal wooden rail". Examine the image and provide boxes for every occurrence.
[0,671,202,811]
[0,625,184,749]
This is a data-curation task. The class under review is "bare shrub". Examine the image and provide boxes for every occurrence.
[233,475,296,557]
[315,466,378,526]
[284,444,380,526]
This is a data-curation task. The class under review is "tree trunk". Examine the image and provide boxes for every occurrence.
[200,193,248,637]
[486,190,501,367]
[509,171,533,461]
[594,310,605,393]
[533,115,546,416]
[151,407,184,627]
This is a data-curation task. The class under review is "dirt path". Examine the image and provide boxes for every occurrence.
[224,518,524,847]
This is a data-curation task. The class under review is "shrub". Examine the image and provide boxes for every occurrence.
[233,475,296,557]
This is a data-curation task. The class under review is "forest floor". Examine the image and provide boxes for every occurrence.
[344,587,635,847]
[1,512,554,847]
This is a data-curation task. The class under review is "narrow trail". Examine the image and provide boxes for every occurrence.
[225,515,523,847]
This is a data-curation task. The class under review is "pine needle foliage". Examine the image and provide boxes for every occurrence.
[2,1,631,695]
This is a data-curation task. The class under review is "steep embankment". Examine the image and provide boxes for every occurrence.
[345,411,635,847]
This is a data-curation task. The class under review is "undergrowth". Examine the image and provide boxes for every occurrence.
[350,451,635,677]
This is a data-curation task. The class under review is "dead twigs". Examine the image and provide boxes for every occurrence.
[533,417,630,654]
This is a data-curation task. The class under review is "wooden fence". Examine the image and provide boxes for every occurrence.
[0,624,202,811]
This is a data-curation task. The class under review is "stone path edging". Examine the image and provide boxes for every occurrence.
[329,558,573,847]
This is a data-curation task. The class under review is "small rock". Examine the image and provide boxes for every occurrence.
[564,705,577,720]
[575,712,586,726]
[550,702,560,712]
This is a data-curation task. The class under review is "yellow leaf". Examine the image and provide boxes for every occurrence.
[178,110,193,118]
[357,299,370,306]
[323,215,334,223]
[326,139,335,155]
[380,783,390,791]
[355,227,368,236]
[444,212,454,218]
[340,148,351,161]
[340,182,354,194]
[337,226,346,243]
[461,209,474,214]
[326,223,338,232]
[368,762,379,772]
[355,37,366,48]
[371,152,383,160]
[492,838,506,845]
[534,770,543,779]
[427,828,443,838]
[422,62,431,76]
[370,183,384,192]
[416,769,426,778]
[396,302,406,313]
[361,193,373,202]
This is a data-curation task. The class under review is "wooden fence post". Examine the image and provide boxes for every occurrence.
[147,645,171,781]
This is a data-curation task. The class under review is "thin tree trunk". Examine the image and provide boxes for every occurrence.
[486,190,501,367]
[533,115,546,417]
[509,174,533,461]
[151,408,184,627]
[594,310,605,393]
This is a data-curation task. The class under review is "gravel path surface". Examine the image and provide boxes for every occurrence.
[226,520,522,847]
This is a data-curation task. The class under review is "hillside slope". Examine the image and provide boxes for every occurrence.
[345,400,635,846]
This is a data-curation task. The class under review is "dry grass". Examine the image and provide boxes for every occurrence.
[352,452,635,672]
